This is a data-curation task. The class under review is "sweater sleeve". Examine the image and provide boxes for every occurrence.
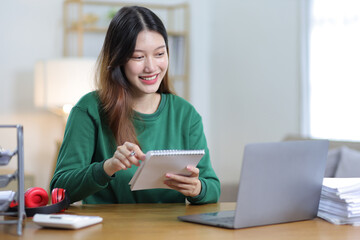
[50,106,113,203]
[186,113,221,204]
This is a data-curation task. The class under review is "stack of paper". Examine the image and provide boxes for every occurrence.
[317,178,360,226]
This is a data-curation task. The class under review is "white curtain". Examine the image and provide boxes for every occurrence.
[309,0,360,141]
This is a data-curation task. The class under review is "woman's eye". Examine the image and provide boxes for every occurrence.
[156,52,165,57]
[132,56,144,60]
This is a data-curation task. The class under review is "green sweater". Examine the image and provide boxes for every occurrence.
[50,92,220,204]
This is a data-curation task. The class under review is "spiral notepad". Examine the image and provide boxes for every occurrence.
[129,150,205,191]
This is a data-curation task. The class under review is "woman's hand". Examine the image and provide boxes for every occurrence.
[104,142,146,176]
[164,165,201,197]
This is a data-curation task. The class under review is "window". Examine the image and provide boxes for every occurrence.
[308,0,360,141]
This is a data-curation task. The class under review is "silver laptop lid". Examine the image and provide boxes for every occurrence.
[234,140,329,228]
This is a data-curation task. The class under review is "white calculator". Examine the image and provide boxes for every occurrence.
[33,214,103,229]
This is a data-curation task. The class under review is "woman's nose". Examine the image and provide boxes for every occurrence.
[144,57,156,72]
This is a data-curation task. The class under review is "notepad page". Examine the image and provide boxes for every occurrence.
[129,150,205,191]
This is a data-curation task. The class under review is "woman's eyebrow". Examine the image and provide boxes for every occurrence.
[134,45,166,52]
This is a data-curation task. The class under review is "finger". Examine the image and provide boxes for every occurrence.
[123,142,146,161]
[123,142,138,156]
[129,154,141,167]
[118,161,128,170]
[165,176,201,197]
[117,144,139,166]
[127,149,144,167]
[124,141,135,149]
[164,180,199,197]
[114,151,126,161]
[129,150,136,157]
[114,151,132,168]
[111,153,129,170]
[164,181,186,193]
[186,165,200,177]
[165,173,193,184]
[132,145,146,160]
[125,150,140,167]
[164,180,190,190]
[118,143,133,156]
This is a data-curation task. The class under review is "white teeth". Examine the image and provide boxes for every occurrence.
[141,75,157,81]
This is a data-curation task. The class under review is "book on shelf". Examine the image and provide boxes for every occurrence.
[129,149,205,191]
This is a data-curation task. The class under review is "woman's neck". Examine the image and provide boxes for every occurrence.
[132,93,161,114]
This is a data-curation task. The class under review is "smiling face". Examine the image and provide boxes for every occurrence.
[124,30,168,96]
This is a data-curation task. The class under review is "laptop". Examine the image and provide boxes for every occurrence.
[178,140,329,229]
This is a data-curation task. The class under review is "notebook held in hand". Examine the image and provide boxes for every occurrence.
[129,150,205,191]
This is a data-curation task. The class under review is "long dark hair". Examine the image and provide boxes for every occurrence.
[96,6,173,145]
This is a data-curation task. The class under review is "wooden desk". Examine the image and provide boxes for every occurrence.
[1,202,359,239]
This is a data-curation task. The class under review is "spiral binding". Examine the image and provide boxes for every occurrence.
[148,149,205,156]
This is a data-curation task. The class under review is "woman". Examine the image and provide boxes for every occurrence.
[50,6,220,204]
